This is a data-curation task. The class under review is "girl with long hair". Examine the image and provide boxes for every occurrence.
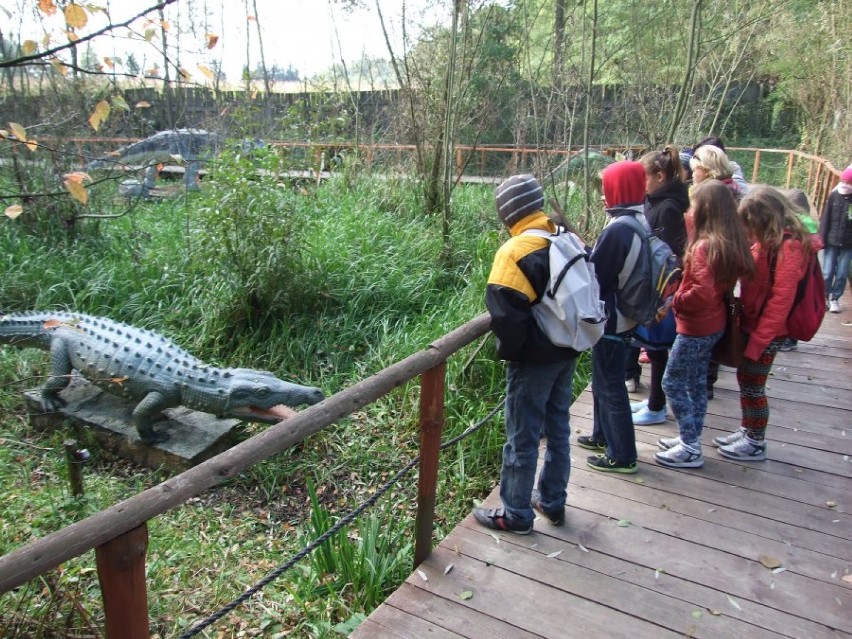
[627,145,690,425]
[655,180,755,468]
[713,186,812,460]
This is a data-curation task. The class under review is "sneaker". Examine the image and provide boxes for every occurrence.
[472,507,533,534]
[829,299,841,313]
[630,399,648,412]
[576,435,607,452]
[655,442,704,468]
[625,378,638,393]
[586,454,638,474]
[633,406,667,425]
[778,338,798,352]
[718,436,766,461]
[530,489,565,526]
[713,428,745,447]
[657,435,681,450]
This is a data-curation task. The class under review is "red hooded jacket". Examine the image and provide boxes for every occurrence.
[740,237,808,360]
[672,240,727,336]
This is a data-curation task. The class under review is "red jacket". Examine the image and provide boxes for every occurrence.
[740,237,807,360]
[673,240,726,336]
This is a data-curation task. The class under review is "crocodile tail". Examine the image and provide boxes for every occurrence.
[0,311,71,350]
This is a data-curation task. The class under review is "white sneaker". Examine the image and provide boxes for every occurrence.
[630,399,648,412]
[829,299,841,313]
[657,435,681,450]
[655,442,704,468]
[713,428,746,447]
[718,436,766,461]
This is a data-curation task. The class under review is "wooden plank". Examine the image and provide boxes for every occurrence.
[349,602,466,639]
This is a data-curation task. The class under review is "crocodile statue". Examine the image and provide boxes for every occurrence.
[0,311,324,444]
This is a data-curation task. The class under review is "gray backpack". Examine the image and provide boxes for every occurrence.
[523,228,607,351]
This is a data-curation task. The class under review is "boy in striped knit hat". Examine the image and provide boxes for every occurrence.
[472,174,579,534]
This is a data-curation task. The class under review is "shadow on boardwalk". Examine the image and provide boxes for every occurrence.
[353,302,851,638]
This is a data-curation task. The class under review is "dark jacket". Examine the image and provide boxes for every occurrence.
[486,212,578,363]
[644,180,689,260]
[590,206,646,335]
[819,189,852,248]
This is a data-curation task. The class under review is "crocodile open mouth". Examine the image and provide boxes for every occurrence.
[231,404,298,423]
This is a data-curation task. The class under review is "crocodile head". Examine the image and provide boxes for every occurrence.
[219,368,325,423]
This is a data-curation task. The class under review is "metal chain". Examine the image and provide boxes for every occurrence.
[177,398,505,638]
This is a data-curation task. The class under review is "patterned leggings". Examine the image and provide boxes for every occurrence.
[737,339,783,441]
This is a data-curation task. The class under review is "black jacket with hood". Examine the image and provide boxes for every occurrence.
[644,180,690,260]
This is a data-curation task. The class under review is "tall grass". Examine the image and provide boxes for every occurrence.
[0,166,590,637]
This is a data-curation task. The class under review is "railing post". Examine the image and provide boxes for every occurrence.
[96,523,150,639]
[752,149,761,183]
[414,362,446,568]
[785,152,794,189]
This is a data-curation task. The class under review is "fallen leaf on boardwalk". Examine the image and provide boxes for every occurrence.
[771,567,787,575]
[616,519,631,527]
[726,594,743,611]
[707,609,721,616]
[577,543,589,553]
[444,564,454,576]
[546,550,563,558]
[825,501,837,508]
[842,575,852,584]
[692,611,702,619]
[707,508,716,513]
[416,570,428,582]
[459,591,473,600]
[759,555,783,570]
[634,478,644,484]
[489,533,500,544]
[655,568,666,580]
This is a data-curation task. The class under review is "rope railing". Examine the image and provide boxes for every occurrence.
[177,399,505,638]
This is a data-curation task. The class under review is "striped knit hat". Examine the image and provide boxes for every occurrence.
[495,174,544,228]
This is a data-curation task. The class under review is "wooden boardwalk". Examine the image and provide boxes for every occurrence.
[352,303,851,638]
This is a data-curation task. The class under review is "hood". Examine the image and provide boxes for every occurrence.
[646,180,690,210]
[508,211,556,237]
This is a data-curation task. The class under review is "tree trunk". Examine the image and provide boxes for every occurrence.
[582,0,598,234]
[667,0,701,142]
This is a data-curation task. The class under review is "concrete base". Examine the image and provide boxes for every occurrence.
[25,376,243,470]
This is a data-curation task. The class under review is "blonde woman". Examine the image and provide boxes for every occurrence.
[689,146,741,198]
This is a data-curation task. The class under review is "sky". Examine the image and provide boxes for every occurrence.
[2,0,440,85]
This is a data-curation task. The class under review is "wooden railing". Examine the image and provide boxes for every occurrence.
[0,313,491,636]
[52,137,844,214]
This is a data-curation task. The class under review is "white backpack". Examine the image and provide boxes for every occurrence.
[523,228,607,351]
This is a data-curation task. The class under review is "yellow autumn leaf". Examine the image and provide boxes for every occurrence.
[25,138,37,152]
[198,65,215,81]
[4,205,23,220]
[64,3,88,29]
[50,58,67,76]
[144,29,156,42]
[42,33,51,46]
[160,20,171,31]
[178,67,191,80]
[111,95,129,112]
[22,40,38,55]
[102,57,114,69]
[38,0,57,16]
[9,122,27,142]
[64,179,88,205]
[66,31,79,43]
[135,100,152,109]
[88,100,111,131]
[64,172,91,185]
[206,33,219,49]
[758,555,783,570]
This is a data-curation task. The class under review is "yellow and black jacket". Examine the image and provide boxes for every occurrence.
[486,211,579,364]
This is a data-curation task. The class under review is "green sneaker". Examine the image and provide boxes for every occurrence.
[577,435,607,452]
[586,454,638,474]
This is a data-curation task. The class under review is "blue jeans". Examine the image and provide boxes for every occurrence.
[662,331,722,448]
[500,357,577,524]
[591,335,636,464]
[823,246,852,301]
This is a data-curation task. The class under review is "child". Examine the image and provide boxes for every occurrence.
[656,180,754,468]
[714,186,812,460]
[578,160,648,474]
[820,165,852,313]
[473,174,579,534]
[628,145,689,425]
